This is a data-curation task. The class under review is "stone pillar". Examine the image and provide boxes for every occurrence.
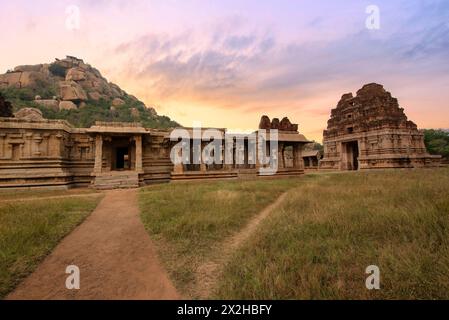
[200,141,207,172]
[293,144,304,169]
[255,139,262,172]
[0,133,5,157]
[223,138,233,170]
[278,142,284,169]
[172,141,184,174]
[94,134,103,173]
[135,135,143,172]
[32,134,43,156]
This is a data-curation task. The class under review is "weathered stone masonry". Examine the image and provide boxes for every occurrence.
[319,83,440,170]
[0,115,309,189]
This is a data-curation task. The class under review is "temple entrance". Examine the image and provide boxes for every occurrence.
[342,140,359,170]
[89,123,145,189]
[115,147,130,170]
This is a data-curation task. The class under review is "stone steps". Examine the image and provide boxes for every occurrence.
[171,171,238,181]
[93,172,140,190]
[258,169,304,177]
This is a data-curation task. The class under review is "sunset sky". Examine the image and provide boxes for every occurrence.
[1,0,448,141]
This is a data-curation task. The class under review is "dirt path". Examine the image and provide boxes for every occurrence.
[7,189,180,300]
[192,192,289,298]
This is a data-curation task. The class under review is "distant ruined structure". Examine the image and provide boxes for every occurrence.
[319,83,440,170]
[258,115,299,132]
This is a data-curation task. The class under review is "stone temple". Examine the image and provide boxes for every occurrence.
[0,111,309,189]
[319,83,440,170]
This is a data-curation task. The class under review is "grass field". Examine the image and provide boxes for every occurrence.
[139,178,300,295]
[0,188,97,201]
[216,169,449,299]
[139,169,449,299]
[0,192,102,298]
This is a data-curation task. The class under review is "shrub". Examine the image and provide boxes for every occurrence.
[48,63,67,77]
[424,129,449,159]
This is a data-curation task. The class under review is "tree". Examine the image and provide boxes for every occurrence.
[48,63,67,78]
[423,129,449,159]
[0,93,14,117]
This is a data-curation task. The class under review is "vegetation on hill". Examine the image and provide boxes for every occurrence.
[423,129,449,159]
[0,92,13,117]
[0,87,179,129]
[0,56,179,129]
[305,141,324,152]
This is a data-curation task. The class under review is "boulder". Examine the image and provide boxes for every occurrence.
[59,101,77,110]
[65,67,86,81]
[131,107,140,118]
[14,64,43,72]
[0,71,48,88]
[88,91,102,101]
[112,97,125,106]
[147,106,157,117]
[110,83,125,97]
[14,108,44,121]
[59,80,87,101]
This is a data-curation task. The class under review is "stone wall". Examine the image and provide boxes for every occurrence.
[0,118,95,188]
[0,116,310,189]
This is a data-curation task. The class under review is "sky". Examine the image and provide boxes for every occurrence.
[0,0,448,142]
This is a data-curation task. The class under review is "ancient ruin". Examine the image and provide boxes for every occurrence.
[302,150,322,170]
[0,114,309,189]
[319,83,440,170]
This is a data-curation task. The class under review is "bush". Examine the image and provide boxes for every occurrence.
[48,63,67,78]
[424,129,449,159]
[0,87,34,101]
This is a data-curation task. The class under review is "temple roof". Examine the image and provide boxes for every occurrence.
[86,121,149,134]
[324,83,418,138]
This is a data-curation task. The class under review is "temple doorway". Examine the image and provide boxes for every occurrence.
[115,147,130,170]
[342,140,359,170]
[109,136,134,171]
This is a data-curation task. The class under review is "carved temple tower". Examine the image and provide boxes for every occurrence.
[319,83,440,170]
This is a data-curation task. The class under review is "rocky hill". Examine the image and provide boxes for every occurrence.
[0,56,178,128]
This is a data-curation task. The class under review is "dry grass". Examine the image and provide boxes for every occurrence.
[0,195,102,298]
[0,188,98,201]
[216,169,449,299]
[138,178,301,296]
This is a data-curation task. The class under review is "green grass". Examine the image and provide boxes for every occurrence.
[0,195,102,298]
[216,169,449,299]
[0,188,98,201]
[138,178,300,295]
